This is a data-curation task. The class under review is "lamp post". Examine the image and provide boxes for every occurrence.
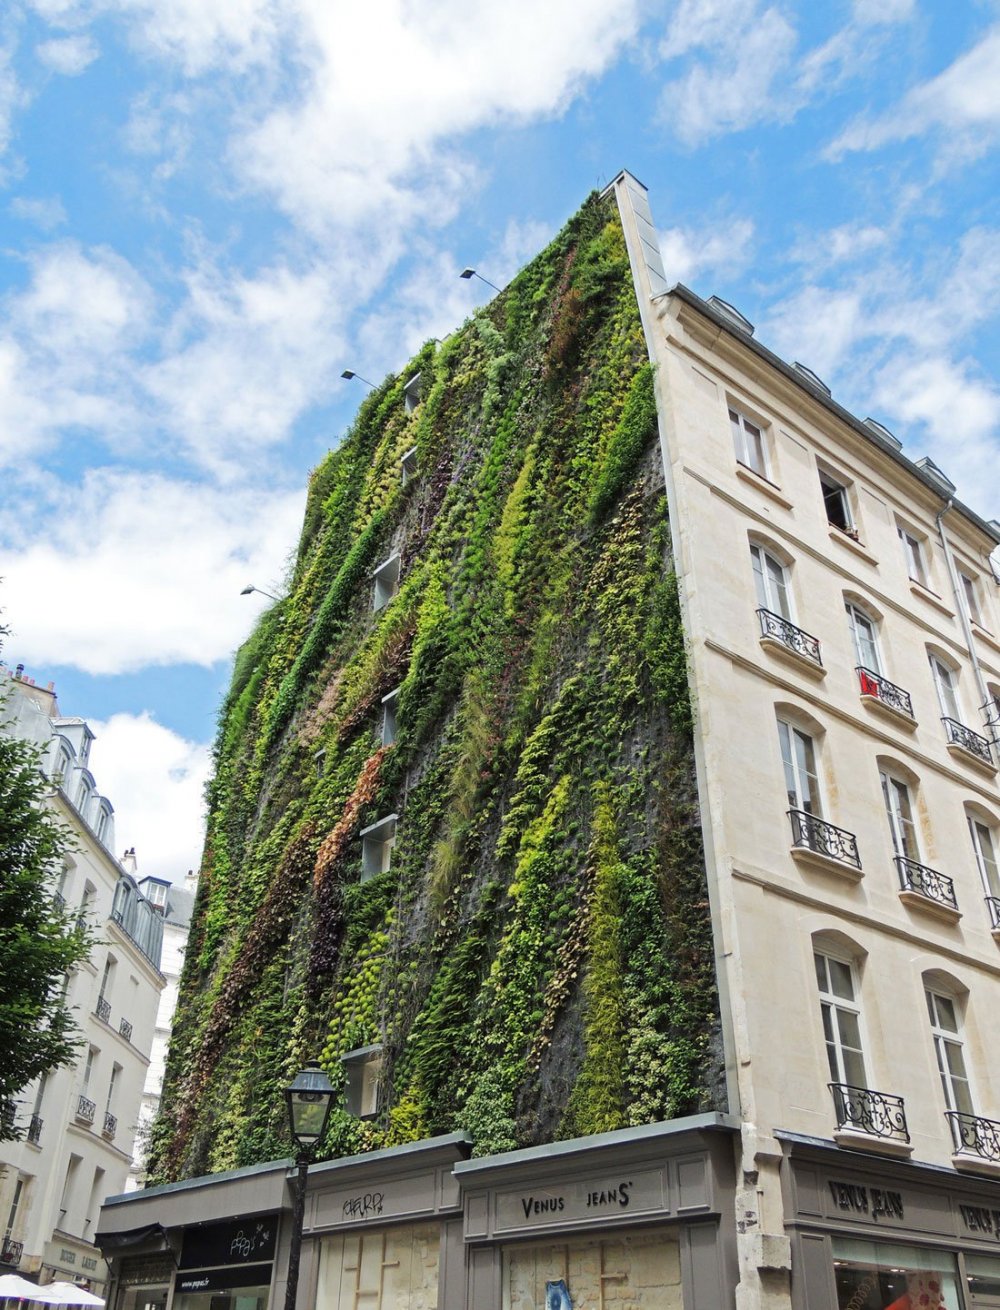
[241,584,280,602]
[282,1063,335,1310]
[459,267,502,293]
[340,370,377,389]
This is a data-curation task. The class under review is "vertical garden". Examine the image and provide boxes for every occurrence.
[147,190,724,1184]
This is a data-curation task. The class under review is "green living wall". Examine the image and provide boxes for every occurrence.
[147,191,724,1184]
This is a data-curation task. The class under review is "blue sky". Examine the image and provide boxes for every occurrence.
[0,0,998,880]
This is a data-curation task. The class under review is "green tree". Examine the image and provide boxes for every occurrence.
[0,631,90,1140]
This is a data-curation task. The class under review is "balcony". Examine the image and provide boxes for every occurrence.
[102,1111,117,1140]
[757,608,824,674]
[76,1094,96,1125]
[1,1237,23,1267]
[895,855,960,922]
[830,1083,912,1157]
[788,809,861,876]
[119,1017,133,1043]
[986,897,1000,937]
[856,667,915,726]
[95,996,111,1024]
[26,1114,42,1146]
[942,717,995,771]
[947,1111,1000,1177]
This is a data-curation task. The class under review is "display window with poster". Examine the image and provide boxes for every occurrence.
[315,1222,440,1310]
[831,1237,961,1309]
[502,1226,683,1310]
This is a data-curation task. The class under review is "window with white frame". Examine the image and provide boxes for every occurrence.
[751,542,792,619]
[898,524,928,586]
[846,602,881,674]
[729,407,768,477]
[879,770,919,861]
[925,989,974,1117]
[820,471,853,534]
[960,572,982,625]
[814,950,867,1089]
[969,816,1000,896]
[929,653,962,722]
[778,719,821,816]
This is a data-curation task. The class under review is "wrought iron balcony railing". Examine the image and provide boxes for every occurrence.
[856,667,914,719]
[789,809,862,869]
[896,855,958,910]
[757,608,822,666]
[1,1237,23,1266]
[942,717,994,766]
[102,1111,117,1139]
[986,897,1000,931]
[119,1017,133,1043]
[26,1114,42,1146]
[947,1110,1000,1163]
[95,996,111,1024]
[830,1083,909,1142]
[53,891,65,910]
[76,1094,96,1124]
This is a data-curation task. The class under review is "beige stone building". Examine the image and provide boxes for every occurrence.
[1,668,164,1296]
[94,175,1000,1310]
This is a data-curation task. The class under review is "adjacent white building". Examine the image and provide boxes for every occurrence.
[0,667,165,1296]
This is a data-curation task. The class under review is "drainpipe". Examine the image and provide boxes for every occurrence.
[935,500,993,734]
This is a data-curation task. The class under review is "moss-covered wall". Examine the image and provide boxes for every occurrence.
[148,192,724,1184]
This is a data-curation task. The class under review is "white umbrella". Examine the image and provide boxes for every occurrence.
[0,1275,44,1300]
[33,1287,104,1307]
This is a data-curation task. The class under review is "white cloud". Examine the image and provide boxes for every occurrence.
[659,215,754,285]
[8,194,67,230]
[790,222,887,270]
[36,34,99,74]
[828,25,1000,159]
[764,286,865,380]
[0,470,303,674]
[0,35,26,168]
[88,711,210,881]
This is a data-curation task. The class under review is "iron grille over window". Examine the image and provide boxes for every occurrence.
[76,1095,96,1124]
[102,1111,117,1139]
[27,1114,42,1145]
[830,1083,909,1142]
[947,1111,1000,1162]
[789,810,861,868]
[119,1018,133,1042]
[896,856,958,910]
[856,668,914,718]
[95,997,111,1024]
[758,609,822,665]
[1,1238,23,1266]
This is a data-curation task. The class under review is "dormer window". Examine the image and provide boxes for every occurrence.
[341,1045,383,1118]
[360,815,397,881]
[401,446,418,484]
[381,688,400,746]
[372,555,400,612]
[403,372,421,414]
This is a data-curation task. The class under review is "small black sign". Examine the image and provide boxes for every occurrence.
[175,1264,273,1295]
[179,1217,277,1271]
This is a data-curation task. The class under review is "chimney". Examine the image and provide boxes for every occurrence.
[121,847,138,875]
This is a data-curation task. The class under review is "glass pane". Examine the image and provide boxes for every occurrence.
[814,952,829,991]
[778,721,798,808]
[794,729,819,815]
[841,1045,866,1088]
[835,1008,863,1054]
[827,957,854,1001]
[751,546,768,610]
[832,1237,961,1310]
[767,556,790,618]
[933,993,957,1032]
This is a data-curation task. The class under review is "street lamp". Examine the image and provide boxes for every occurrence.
[341,370,377,389]
[282,1063,335,1310]
[241,584,280,602]
[459,267,502,293]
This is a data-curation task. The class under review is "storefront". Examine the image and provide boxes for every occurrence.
[455,1115,739,1310]
[780,1134,1000,1310]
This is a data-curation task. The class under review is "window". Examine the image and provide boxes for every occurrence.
[76,776,93,814]
[82,1046,97,1094]
[381,688,399,747]
[845,602,880,674]
[403,372,421,414]
[814,951,866,1089]
[879,771,919,861]
[360,815,397,881]
[925,990,974,1117]
[750,543,791,619]
[342,1045,382,1118]
[898,525,927,586]
[401,446,418,484]
[106,1063,120,1113]
[960,572,982,625]
[730,407,767,476]
[820,472,853,534]
[372,554,400,612]
[969,816,999,896]
[5,1177,24,1242]
[778,719,821,815]
[929,653,962,722]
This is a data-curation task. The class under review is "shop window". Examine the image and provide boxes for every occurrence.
[318,1225,440,1310]
[831,1236,961,1309]
[360,815,397,881]
[341,1045,383,1119]
[372,555,400,612]
[503,1228,682,1310]
[967,1253,1000,1299]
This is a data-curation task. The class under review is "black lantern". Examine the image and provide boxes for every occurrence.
[284,1063,335,1150]
[282,1063,335,1310]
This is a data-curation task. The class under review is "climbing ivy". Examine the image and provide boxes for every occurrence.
[148,190,723,1184]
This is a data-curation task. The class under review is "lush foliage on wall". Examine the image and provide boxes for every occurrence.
[148,192,723,1182]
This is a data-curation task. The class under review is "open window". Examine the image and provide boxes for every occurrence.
[360,814,397,881]
[403,372,421,414]
[819,469,855,537]
[729,406,768,478]
[372,554,400,612]
[381,687,399,747]
[400,446,418,484]
[897,522,928,587]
